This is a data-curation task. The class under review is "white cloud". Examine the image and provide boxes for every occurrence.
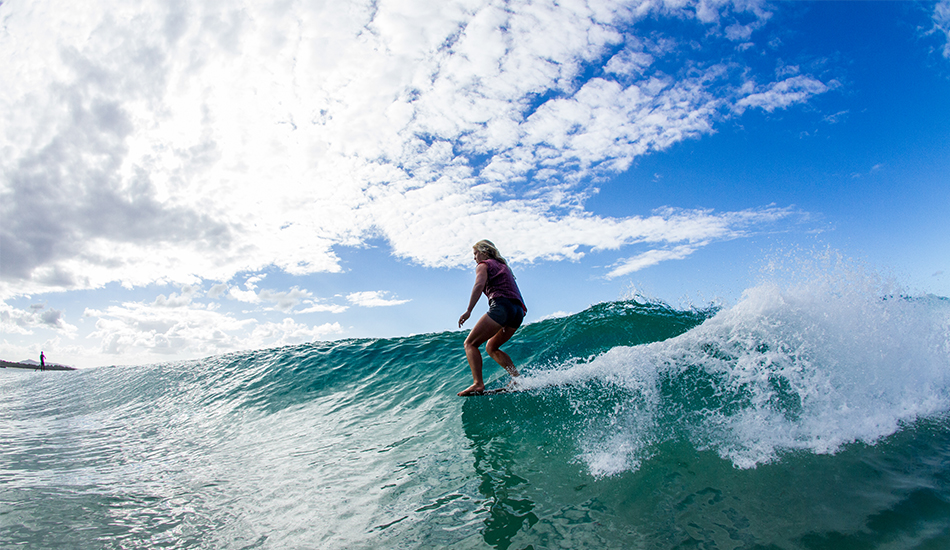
[347,291,411,308]
[605,48,654,76]
[229,287,260,304]
[246,318,344,348]
[736,75,831,113]
[244,276,266,290]
[38,308,71,330]
[725,22,754,42]
[0,282,346,365]
[152,286,201,307]
[606,244,700,279]
[82,292,340,360]
[297,301,349,315]
[258,287,314,313]
[603,204,796,278]
[1,0,827,303]
[0,301,78,335]
[208,283,229,299]
[225,284,316,312]
[822,110,849,125]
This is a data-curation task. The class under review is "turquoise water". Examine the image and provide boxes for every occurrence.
[2,281,950,548]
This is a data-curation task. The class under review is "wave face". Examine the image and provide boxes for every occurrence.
[2,282,950,549]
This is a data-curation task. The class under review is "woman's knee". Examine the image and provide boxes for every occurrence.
[463,336,484,351]
[464,336,483,351]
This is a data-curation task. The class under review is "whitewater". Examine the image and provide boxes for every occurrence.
[2,267,949,548]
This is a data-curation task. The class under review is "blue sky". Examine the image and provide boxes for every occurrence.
[2,0,949,368]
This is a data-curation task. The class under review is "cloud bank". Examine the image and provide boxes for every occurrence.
[1,0,828,300]
[934,0,950,59]
[82,287,345,358]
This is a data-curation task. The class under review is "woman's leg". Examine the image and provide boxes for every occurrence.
[486,326,519,377]
[458,314,504,396]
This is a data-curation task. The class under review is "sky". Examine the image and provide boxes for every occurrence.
[2,0,949,368]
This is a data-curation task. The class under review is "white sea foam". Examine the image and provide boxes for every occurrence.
[537,253,950,476]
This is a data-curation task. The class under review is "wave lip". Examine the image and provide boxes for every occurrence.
[552,280,950,476]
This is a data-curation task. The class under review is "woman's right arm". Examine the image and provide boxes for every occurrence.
[459,263,489,327]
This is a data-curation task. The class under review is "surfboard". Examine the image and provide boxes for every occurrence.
[478,387,511,395]
[470,382,523,395]
[461,375,522,396]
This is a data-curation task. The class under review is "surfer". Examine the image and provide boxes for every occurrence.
[457,240,527,396]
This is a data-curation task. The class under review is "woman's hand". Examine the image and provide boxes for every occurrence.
[458,311,471,328]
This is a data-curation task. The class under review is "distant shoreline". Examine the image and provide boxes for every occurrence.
[1,360,76,371]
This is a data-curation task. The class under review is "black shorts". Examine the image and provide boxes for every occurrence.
[487,297,525,329]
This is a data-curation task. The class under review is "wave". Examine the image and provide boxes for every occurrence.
[167,267,949,480]
[510,257,950,476]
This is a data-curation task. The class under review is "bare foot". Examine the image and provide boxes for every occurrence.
[457,382,485,396]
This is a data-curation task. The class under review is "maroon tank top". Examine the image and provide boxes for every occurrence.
[480,259,527,313]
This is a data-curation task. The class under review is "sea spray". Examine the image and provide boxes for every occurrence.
[529,258,950,476]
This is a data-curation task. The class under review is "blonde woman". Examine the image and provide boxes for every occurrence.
[457,240,527,396]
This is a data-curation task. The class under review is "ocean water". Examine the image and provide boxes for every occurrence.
[3,275,950,548]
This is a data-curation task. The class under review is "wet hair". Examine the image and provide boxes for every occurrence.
[473,240,507,265]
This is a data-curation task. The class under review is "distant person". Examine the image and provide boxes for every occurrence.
[40,351,45,370]
[457,240,527,396]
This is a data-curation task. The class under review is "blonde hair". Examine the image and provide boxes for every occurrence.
[473,240,507,265]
